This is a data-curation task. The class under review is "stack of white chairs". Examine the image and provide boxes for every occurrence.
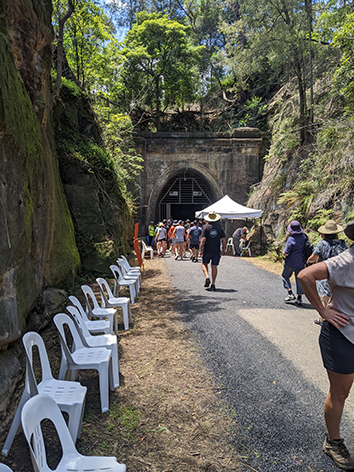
[54,313,114,413]
[96,278,132,331]
[117,258,141,292]
[81,285,118,334]
[21,395,126,472]
[1,332,87,457]
[66,305,120,389]
[120,255,141,277]
[69,295,112,335]
[110,265,137,304]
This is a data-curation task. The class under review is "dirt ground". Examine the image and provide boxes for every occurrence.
[2,256,273,472]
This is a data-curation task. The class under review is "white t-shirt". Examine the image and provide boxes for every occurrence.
[156,227,167,240]
[325,245,354,343]
[174,225,185,242]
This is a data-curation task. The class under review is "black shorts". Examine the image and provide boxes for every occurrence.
[319,321,354,374]
[202,252,221,266]
[157,238,166,242]
[190,243,199,249]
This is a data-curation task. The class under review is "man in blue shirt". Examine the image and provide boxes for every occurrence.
[282,220,307,306]
[188,220,202,262]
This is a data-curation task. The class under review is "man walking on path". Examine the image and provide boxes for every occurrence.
[232,226,248,256]
[199,211,226,291]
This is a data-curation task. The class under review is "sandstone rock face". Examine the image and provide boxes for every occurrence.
[0,0,79,348]
[0,0,80,434]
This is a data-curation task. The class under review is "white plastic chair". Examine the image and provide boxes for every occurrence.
[68,295,112,335]
[240,239,251,257]
[0,465,13,471]
[1,332,87,457]
[21,394,126,472]
[110,265,137,304]
[117,259,141,293]
[120,255,141,275]
[54,313,113,413]
[66,305,120,389]
[96,278,132,331]
[81,285,118,333]
[141,240,153,259]
[118,257,142,289]
[226,238,235,255]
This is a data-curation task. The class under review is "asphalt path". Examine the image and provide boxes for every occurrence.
[163,251,354,472]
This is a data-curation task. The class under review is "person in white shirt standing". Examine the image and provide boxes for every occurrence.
[299,221,354,471]
[155,223,167,257]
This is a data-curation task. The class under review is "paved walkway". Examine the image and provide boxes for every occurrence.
[163,252,354,472]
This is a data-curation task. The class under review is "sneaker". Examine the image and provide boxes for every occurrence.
[204,278,211,288]
[284,293,296,303]
[210,284,216,291]
[323,436,354,470]
[175,254,179,260]
[295,297,303,307]
[314,319,323,326]
[160,254,164,258]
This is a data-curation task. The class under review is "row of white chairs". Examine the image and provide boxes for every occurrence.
[1,255,143,471]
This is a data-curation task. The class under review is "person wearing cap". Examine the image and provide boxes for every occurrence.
[232,226,248,256]
[298,222,354,470]
[282,220,307,306]
[307,220,348,324]
[147,221,155,247]
[199,211,226,291]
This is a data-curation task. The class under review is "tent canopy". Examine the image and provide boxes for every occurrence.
[195,195,262,219]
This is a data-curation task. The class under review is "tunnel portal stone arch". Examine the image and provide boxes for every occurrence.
[147,162,223,224]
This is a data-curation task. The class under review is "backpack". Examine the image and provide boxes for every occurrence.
[303,236,314,260]
[327,239,347,258]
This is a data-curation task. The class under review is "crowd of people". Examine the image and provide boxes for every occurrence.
[146,211,226,289]
[276,218,354,471]
[147,214,354,471]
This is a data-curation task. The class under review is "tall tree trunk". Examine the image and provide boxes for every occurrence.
[231,0,246,48]
[155,76,160,131]
[54,0,75,95]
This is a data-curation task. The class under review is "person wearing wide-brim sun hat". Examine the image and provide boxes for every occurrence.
[282,220,308,306]
[298,221,354,470]
[199,211,226,291]
[307,220,348,318]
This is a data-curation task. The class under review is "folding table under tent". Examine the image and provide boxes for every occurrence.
[195,195,263,220]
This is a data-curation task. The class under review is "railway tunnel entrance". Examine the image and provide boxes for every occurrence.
[155,170,216,222]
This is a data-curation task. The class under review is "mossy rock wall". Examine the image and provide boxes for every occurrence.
[54,83,132,275]
[0,0,80,346]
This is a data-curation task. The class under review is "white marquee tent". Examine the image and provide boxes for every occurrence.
[195,195,262,219]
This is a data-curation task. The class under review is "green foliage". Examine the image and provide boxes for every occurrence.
[278,180,318,223]
[119,12,204,128]
[238,97,267,129]
[60,76,82,97]
[55,0,119,92]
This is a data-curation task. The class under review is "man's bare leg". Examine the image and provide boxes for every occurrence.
[211,265,218,285]
[202,262,209,279]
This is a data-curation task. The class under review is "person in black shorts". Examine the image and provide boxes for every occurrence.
[199,211,226,291]
[298,221,354,470]
[188,220,202,262]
